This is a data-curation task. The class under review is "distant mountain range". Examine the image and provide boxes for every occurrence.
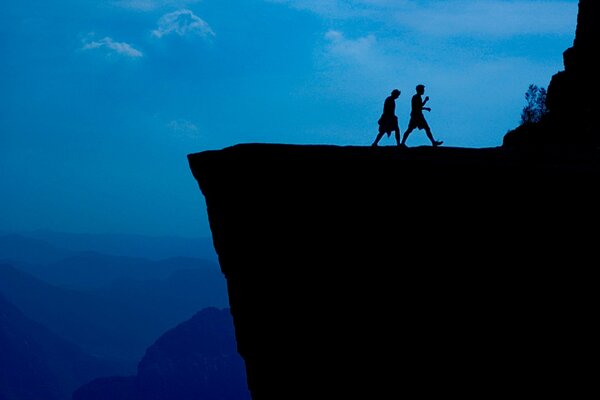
[0,233,74,265]
[73,307,251,400]
[0,230,217,262]
[0,231,248,400]
[0,232,229,372]
[0,294,113,400]
[0,263,141,373]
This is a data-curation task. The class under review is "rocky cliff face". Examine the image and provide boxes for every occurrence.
[504,0,599,148]
[188,144,598,399]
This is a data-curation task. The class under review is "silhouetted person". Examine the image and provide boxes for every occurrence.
[400,84,443,147]
[372,89,401,146]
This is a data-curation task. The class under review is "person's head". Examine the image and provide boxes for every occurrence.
[391,89,401,98]
[416,84,425,94]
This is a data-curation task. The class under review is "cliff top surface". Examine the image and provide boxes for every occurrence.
[189,143,600,175]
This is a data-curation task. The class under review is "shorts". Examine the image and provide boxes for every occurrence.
[407,114,429,131]
[378,115,399,134]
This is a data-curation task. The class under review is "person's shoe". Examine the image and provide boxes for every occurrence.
[398,143,407,148]
[433,140,443,147]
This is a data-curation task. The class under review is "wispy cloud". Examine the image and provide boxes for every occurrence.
[324,30,378,62]
[152,9,215,38]
[268,0,578,37]
[267,0,377,20]
[114,0,202,11]
[82,37,143,57]
[397,1,578,37]
[167,119,200,138]
[319,29,401,97]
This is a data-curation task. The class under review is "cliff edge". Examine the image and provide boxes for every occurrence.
[188,144,597,398]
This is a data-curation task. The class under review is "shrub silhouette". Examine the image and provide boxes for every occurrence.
[520,84,548,124]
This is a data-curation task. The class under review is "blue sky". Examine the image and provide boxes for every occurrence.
[0,0,579,238]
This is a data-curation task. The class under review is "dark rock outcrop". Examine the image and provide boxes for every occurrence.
[188,143,598,398]
[190,4,598,397]
[73,307,250,400]
[504,0,599,149]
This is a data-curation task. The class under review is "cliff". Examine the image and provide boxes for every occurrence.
[188,144,598,398]
[504,0,599,148]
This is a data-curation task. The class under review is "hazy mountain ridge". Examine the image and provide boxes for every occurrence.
[0,261,228,373]
[0,233,75,265]
[0,232,230,374]
[0,232,220,287]
[0,262,155,373]
[73,307,251,400]
[0,294,113,400]
[0,232,243,399]
[4,230,217,261]
[20,251,220,289]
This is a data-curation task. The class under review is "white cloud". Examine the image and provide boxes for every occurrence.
[83,37,143,57]
[268,0,578,37]
[152,9,215,38]
[167,119,200,138]
[319,30,402,99]
[325,30,378,62]
[114,0,202,11]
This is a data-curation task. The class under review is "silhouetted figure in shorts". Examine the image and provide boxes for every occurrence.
[372,89,401,146]
[400,84,443,147]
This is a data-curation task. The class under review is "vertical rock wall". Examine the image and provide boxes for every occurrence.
[189,144,599,399]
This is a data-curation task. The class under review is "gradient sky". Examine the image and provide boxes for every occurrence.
[0,0,579,238]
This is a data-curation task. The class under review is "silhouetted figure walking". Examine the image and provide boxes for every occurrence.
[372,89,401,146]
[400,84,443,147]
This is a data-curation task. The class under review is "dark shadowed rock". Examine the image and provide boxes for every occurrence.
[188,143,598,398]
[504,0,599,149]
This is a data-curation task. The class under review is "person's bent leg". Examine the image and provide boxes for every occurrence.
[372,131,385,146]
[400,128,413,146]
[424,127,435,143]
[425,127,443,147]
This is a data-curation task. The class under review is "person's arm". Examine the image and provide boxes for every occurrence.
[422,96,430,112]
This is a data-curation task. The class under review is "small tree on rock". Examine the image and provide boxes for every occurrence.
[521,84,548,124]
